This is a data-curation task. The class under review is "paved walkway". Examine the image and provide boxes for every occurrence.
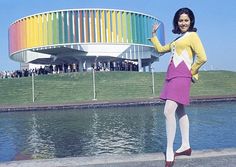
[1,148,236,167]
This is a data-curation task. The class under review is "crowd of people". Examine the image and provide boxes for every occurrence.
[0,67,50,79]
[0,60,139,79]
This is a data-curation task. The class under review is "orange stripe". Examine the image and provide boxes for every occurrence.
[79,11,83,42]
[85,11,89,42]
[90,10,94,42]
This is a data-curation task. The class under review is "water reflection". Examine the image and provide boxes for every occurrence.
[86,107,165,155]
[0,102,236,162]
[27,113,56,159]
[0,115,19,161]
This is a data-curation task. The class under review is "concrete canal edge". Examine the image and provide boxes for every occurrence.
[0,95,236,112]
[0,148,236,167]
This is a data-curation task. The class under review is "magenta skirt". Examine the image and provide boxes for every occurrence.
[160,77,191,105]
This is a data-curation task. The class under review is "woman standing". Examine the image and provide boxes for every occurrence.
[150,8,207,167]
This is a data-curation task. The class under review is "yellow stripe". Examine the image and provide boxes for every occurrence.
[101,10,106,42]
[107,11,111,43]
[38,15,43,46]
[96,10,100,42]
[33,16,36,47]
[29,17,34,47]
[31,17,34,47]
[26,18,29,48]
[117,11,122,43]
[122,12,127,43]
[43,14,48,46]
[34,16,39,47]
[112,11,117,43]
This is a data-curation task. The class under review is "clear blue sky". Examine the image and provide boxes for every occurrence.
[0,0,236,72]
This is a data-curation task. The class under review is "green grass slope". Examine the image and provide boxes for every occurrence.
[0,70,235,105]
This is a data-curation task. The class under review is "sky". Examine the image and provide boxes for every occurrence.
[0,0,236,72]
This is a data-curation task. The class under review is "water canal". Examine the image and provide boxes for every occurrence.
[0,101,235,161]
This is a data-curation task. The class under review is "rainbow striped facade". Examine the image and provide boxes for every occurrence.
[8,9,164,71]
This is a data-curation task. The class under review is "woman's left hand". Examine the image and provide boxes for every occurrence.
[152,23,160,36]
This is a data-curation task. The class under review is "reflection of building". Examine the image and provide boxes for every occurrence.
[27,113,55,159]
[8,9,165,72]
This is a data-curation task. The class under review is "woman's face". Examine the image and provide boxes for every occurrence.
[178,13,191,33]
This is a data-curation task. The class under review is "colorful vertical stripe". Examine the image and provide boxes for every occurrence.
[9,9,164,55]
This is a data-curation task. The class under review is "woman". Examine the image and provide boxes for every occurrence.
[150,8,207,167]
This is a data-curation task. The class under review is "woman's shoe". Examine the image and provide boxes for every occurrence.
[165,161,174,167]
[175,148,192,157]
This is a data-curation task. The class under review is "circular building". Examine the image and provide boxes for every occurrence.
[8,8,165,72]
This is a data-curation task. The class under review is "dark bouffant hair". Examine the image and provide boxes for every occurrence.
[172,8,197,34]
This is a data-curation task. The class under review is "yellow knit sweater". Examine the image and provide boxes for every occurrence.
[150,32,207,80]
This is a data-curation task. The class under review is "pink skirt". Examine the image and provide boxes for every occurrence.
[160,77,191,105]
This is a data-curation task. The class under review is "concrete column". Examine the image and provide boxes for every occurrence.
[148,63,152,72]
[79,61,83,72]
[138,57,142,72]
[143,66,146,72]
[138,46,143,72]
[86,61,91,69]
[107,61,110,71]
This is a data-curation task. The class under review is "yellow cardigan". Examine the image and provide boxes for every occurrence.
[150,32,207,80]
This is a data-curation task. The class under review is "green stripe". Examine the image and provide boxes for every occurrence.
[69,11,73,43]
[136,14,140,43]
[53,12,58,44]
[81,11,84,42]
[131,14,136,43]
[143,16,147,44]
[140,15,144,44]
[64,11,68,43]
[48,14,52,45]
[122,12,126,42]
[58,12,63,44]
[127,13,131,43]
[74,11,79,43]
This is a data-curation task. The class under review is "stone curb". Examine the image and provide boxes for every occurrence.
[0,95,236,112]
[0,148,236,167]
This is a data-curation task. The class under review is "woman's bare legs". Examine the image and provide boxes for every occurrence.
[164,100,178,161]
[175,104,190,153]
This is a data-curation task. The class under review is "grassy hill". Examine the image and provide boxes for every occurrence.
[0,70,235,105]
